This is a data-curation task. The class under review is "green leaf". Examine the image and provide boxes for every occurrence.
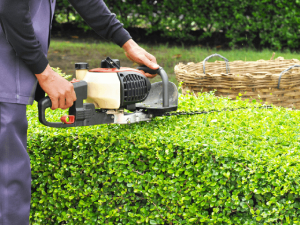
[189,218,197,222]
[256,216,262,221]
[150,220,158,224]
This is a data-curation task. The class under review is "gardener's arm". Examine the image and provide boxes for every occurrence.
[68,0,159,72]
[0,0,76,110]
[0,0,48,74]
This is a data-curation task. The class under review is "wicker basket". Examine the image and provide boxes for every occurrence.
[175,53,300,109]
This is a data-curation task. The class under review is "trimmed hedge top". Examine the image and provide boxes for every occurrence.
[28,88,300,224]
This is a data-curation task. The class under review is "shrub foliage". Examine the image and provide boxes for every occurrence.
[28,86,300,224]
[55,0,300,49]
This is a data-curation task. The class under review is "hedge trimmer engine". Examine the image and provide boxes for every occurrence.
[38,57,178,128]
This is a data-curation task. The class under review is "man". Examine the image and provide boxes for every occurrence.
[0,0,159,224]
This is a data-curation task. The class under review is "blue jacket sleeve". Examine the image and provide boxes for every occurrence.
[0,0,49,74]
[68,0,132,47]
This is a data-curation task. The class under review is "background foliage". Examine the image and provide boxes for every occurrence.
[54,0,300,49]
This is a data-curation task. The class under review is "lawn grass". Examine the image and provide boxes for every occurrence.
[49,39,300,86]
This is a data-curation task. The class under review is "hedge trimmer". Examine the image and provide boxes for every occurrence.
[38,57,272,128]
[38,57,178,128]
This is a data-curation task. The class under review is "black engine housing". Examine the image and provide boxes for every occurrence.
[117,71,151,109]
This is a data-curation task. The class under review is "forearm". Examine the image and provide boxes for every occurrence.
[68,0,131,47]
[0,0,48,74]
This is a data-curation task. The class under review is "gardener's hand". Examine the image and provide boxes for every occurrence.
[35,64,77,110]
[123,39,159,78]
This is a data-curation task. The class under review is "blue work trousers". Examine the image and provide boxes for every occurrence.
[0,102,30,225]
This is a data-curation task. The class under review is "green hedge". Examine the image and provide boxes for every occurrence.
[28,85,300,224]
[55,0,300,49]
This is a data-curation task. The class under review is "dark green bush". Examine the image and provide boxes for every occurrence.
[28,86,300,224]
[54,0,300,49]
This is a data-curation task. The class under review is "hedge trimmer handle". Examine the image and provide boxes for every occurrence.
[137,65,158,75]
[137,66,169,107]
[38,96,75,128]
[38,81,88,128]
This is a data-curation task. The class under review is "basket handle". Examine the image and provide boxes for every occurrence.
[203,53,230,74]
[278,65,300,88]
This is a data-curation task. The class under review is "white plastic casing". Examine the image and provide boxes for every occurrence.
[76,70,121,109]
